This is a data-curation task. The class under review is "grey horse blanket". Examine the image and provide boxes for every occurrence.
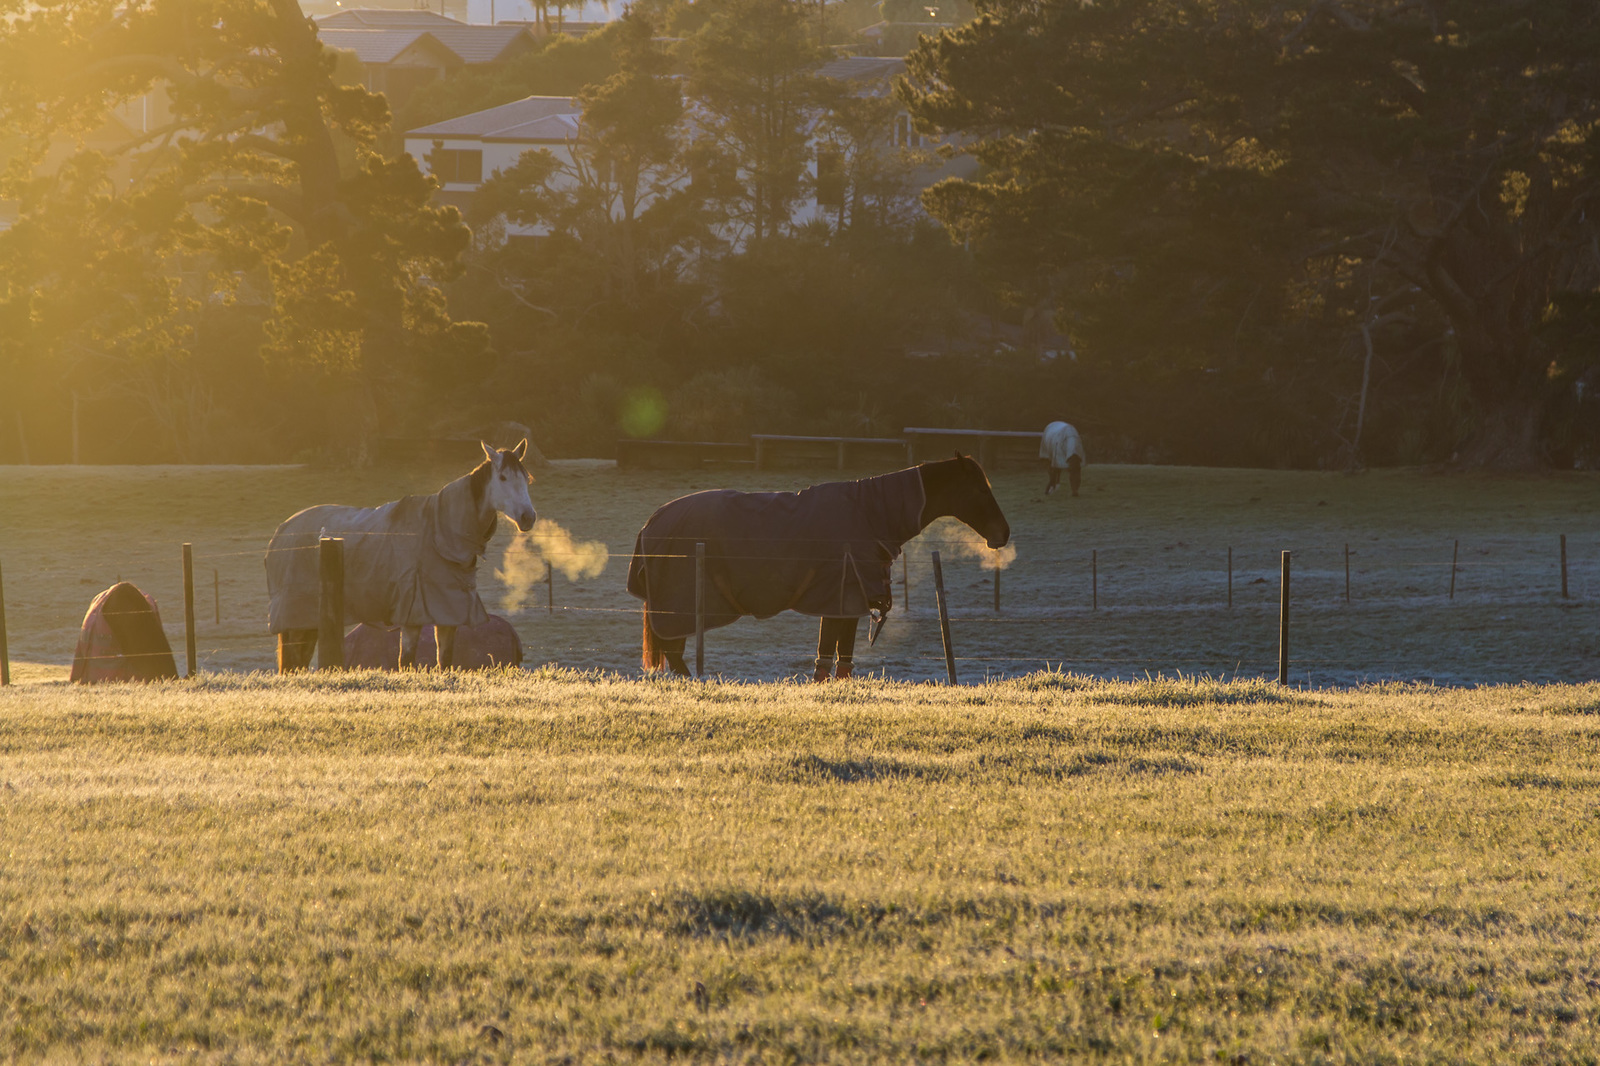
[266,475,494,633]
[627,468,925,640]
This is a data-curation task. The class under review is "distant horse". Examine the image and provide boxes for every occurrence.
[627,453,1010,680]
[1040,421,1085,496]
[266,441,537,672]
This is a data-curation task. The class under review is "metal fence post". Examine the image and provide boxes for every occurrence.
[318,537,345,671]
[1278,550,1291,685]
[1561,534,1569,599]
[0,559,9,687]
[182,543,197,678]
[932,550,957,685]
[694,542,706,679]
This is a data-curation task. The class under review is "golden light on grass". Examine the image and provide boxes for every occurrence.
[2,671,1597,1060]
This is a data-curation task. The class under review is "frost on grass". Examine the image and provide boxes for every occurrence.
[1086,675,1321,708]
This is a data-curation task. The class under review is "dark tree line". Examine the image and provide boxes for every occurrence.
[2,0,1597,468]
[904,0,1600,468]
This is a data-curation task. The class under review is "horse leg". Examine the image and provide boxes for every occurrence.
[662,638,691,677]
[435,625,457,670]
[277,629,317,673]
[833,617,860,679]
[1045,467,1060,495]
[815,618,842,682]
[1067,456,1082,497]
[400,625,421,670]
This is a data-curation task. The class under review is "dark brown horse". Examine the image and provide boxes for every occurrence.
[627,454,1010,679]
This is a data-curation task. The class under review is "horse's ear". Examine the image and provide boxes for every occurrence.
[481,440,497,464]
[512,439,528,461]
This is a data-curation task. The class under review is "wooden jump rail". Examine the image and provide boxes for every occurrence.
[902,427,1043,469]
[617,428,1051,472]
[615,439,754,470]
[750,434,910,470]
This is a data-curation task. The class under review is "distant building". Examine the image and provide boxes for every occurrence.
[793,56,978,230]
[401,56,979,241]
[404,95,583,218]
[316,10,541,108]
[463,0,615,30]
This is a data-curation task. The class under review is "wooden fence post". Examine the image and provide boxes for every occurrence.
[1227,546,1232,608]
[1278,550,1291,685]
[546,560,554,615]
[182,543,197,678]
[993,566,1000,613]
[931,550,957,685]
[317,537,345,671]
[1449,539,1459,600]
[1561,534,1569,599]
[1344,543,1351,604]
[901,552,909,612]
[1092,549,1098,611]
[213,568,220,626]
[694,542,706,679]
[0,559,9,687]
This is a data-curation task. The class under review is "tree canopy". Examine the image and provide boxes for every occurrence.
[0,0,481,462]
[905,0,1600,467]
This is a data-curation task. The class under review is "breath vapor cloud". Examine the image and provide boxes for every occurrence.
[496,519,609,613]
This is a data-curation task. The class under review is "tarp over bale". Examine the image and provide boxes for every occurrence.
[342,615,524,670]
[70,582,179,683]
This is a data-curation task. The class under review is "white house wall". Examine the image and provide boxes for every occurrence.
[404,136,576,190]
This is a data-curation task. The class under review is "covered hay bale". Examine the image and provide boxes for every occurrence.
[342,615,524,670]
[70,582,179,683]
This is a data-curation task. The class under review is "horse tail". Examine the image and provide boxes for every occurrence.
[642,610,666,672]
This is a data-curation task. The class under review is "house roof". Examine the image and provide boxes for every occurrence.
[318,28,462,65]
[425,25,536,63]
[317,12,536,65]
[406,95,581,142]
[317,10,463,28]
[817,56,906,82]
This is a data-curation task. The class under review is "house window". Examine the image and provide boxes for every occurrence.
[430,148,484,185]
[816,150,845,207]
[895,115,923,149]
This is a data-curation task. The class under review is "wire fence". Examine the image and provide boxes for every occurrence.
[2,530,1596,686]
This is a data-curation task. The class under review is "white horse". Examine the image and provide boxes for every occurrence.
[266,441,537,671]
[1040,421,1086,496]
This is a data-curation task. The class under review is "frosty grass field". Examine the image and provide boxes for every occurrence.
[0,461,1598,1061]
[0,459,1595,683]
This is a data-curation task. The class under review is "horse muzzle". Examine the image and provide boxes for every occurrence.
[518,512,537,533]
[987,524,1011,550]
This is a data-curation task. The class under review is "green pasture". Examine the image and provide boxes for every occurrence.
[0,460,1595,682]
[2,673,1599,1062]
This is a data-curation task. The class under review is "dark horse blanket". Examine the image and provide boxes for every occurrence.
[266,475,494,633]
[342,616,523,670]
[627,468,924,640]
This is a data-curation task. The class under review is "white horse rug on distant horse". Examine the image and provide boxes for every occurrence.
[1040,421,1086,496]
